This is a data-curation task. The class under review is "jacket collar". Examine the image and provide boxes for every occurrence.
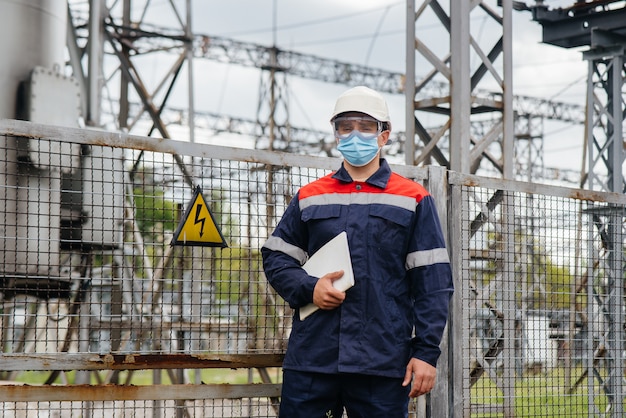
[332,158,391,189]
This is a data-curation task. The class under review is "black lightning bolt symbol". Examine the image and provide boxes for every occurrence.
[194,204,206,237]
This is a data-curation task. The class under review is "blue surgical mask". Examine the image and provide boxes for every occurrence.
[336,130,381,167]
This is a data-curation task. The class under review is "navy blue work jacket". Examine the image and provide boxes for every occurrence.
[262,159,453,378]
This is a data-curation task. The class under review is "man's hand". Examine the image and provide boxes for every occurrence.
[312,270,345,310]
[402,358,436,398]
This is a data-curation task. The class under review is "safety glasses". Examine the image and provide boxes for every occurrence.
[332,116,383,139]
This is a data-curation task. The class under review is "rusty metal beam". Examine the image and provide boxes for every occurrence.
[0,383,282,402]
[0,353,284,371]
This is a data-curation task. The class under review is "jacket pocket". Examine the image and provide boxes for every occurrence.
[301,205,344,246]
[301,204,341,222]
[368,205,412,250]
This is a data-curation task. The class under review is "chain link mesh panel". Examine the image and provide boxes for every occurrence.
[457,180,625,417]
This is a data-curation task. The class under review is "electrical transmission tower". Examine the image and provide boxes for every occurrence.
[406,0,515,177]
[530,0,626,193]
[67,0,586,183]
[404,2,519,415]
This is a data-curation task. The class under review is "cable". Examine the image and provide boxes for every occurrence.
[221,1,403,37]
[549,75,587,101]
[290,30,402,48]
[364,5,392,66]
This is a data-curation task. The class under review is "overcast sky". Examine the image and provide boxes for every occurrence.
[134,1,591,172]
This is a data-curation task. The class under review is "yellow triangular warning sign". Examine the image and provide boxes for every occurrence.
[171,186,228,247]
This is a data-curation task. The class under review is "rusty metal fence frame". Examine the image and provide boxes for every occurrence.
[1,119,626,417]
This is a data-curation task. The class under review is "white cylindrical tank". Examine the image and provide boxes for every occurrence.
[0,0,67,119]
[0,0,67,279]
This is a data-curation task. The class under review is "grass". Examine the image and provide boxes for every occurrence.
[469,366,612,417]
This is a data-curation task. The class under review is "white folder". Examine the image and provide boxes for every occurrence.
[299,231,354,320]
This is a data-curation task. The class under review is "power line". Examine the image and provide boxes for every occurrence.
[364,5,392,67]
[220,1,404,38]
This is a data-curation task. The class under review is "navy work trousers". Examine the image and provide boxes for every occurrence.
[279,369,410,418]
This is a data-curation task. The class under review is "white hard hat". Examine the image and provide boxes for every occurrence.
[330,86,391,126]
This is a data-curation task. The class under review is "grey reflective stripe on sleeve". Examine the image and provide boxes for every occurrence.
[405,248,450,270]
[263,235,308,265]
[300,192,416,212]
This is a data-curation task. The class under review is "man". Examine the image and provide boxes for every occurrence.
[262,86,453,417]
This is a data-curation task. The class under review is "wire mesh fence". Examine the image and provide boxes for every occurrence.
[451,173,626,417]
[0,399,279,418]
[0,139,293,360]
[0,122,299,417]
[1,120,626,417]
